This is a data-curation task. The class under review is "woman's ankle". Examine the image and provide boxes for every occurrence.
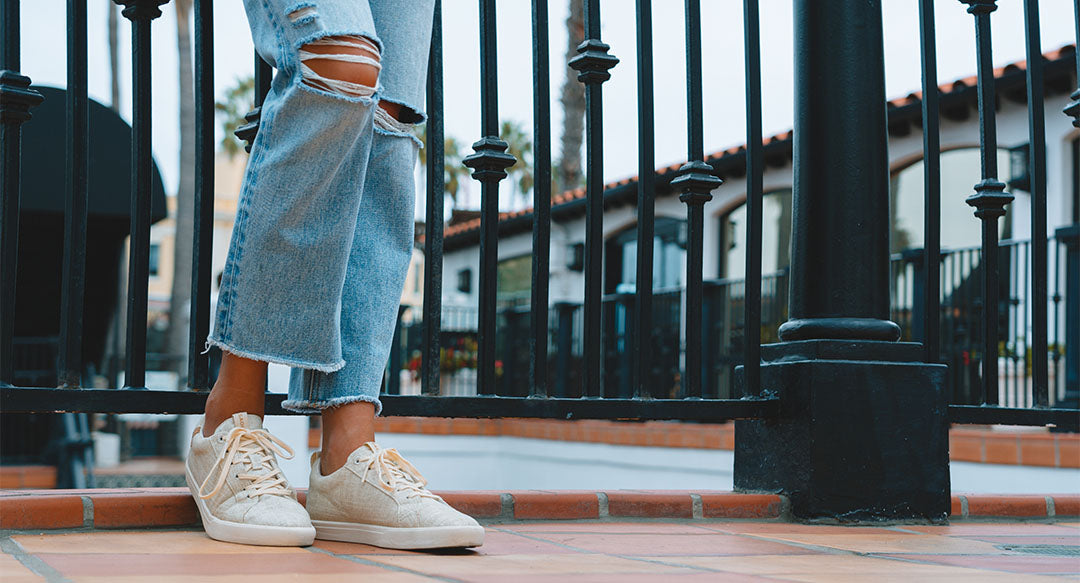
[320,401,377,474]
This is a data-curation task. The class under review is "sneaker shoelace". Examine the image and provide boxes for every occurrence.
[356,445,442,501]
[199,426,294,500]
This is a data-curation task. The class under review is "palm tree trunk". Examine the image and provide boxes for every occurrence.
[165,0,196,383]
[557,0,585,193]
[108,2,120,112]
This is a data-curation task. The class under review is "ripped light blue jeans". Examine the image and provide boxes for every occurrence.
[208,0,434,415]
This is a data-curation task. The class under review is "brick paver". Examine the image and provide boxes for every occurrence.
[2,521,1077,581]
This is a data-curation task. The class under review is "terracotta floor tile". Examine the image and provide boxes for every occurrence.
[527,533,809,556]
[0,553,42,579]
[459,573,775,583]
[497,522,719,534]
[36,552,385,577]
[70,575,437,583]
[770,572,1054,583]
[697,523,903,535]
[311,539,419,556]
[11,531,309,555]
[902,524,1080,535]
[319,530,574,556]
[460,530,579,555]
[670,554,1001,576]
[748,533,1001,554]
[961,534,1080,545]
[881,553,1080,575]
[364,553,700,577]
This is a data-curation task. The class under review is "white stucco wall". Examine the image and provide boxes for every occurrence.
[439,91,1078,311]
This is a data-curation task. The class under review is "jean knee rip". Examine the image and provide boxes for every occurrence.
[298,35,380,99]
[375,99,425,146]
[286,3,318,26]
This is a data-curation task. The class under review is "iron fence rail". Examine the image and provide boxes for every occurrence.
[0,0,1076,431]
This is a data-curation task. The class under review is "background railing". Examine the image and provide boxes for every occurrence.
[1,0,1078,434]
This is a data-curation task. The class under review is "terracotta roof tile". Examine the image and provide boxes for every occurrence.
[430,44,1075,245]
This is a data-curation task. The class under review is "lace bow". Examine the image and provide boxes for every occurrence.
[356,445,441,501]
[199,426,294,500]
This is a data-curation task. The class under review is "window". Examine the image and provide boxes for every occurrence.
[497,255,531,299]
[888,147,1014,252]
[457,268,471,293]
[605,218,686,294]
[148,243,160,277]
[719,189,792,279]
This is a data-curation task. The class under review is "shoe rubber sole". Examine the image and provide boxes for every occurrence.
[312,519,485,549]
[185,468,316,547]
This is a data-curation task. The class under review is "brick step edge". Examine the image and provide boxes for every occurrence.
[1,490,1075,531]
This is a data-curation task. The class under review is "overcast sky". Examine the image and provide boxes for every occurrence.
[20,0,1077,216]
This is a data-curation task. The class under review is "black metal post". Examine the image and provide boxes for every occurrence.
[58,0,90,388]
[422,0,444,396]
[116,0,168,390]
[741,0,764,397]
[735,0,949,522]
[569,0,617,398]
[0,0,44,385]
[1057,225,1079,407]
[530,0,551,398]
[633,0,656,399]
[919,0,942,364]
[387,306,407,396]
[672,0,721,400]
[615,293,634,398]
[235,54,272,151]
[463,0,515,396]
[554,302,578,398]
[1023,0,1049,408]
[960,0,1012,407]
[188,0,214,391]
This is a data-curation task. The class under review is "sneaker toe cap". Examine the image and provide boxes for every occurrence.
[413,499,481,528]
[236,495,312,528]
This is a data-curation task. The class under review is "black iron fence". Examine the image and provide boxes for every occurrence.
[1,2,1078,445]
[392,231,1079,412]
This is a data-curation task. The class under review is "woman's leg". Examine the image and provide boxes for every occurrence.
[188,0,388,547]
[285,0,433,474]
[202,28,382,434]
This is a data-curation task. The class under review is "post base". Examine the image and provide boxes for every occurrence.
[735,340,949,522]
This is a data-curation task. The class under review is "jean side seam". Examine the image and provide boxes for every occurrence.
[216,76,282,344]
[258,0,296,73]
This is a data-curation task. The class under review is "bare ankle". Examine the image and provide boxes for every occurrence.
[201,353,269,436]
[319,401,377,474]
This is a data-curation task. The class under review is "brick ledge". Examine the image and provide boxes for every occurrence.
[1,489,1076,531]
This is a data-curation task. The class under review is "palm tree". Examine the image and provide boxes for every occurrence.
[107,2,120,112]
[164,0,195,382]
[500,120,533,208]
[418,125,470,209]
[215,76,255,158]
[557,0,585,194]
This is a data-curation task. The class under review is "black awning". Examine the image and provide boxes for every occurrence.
[20,85,168,225]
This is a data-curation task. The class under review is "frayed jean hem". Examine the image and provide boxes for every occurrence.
[281,393,382,416]
[206,336,346,373]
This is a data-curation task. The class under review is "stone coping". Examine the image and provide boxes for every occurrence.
[357,418,1080,469]
[0,489,1076,531]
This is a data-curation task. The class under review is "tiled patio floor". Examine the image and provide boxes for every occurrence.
[3,521,1078,582]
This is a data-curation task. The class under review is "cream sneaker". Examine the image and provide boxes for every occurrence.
[185,412,315,546]
[307,443,484,549]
